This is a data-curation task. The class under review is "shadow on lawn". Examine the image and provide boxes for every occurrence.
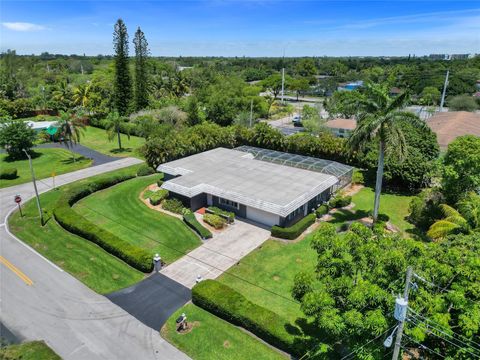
[60,156,87,165]
[110,148,132,154]
[3,150,42,162]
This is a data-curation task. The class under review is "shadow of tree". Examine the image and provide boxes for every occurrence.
[110,148,132,154]
[4,150,42,162]
[60,156,87,165]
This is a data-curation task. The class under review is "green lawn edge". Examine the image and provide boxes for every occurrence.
[0,148,92,188]
[0,341,61,360]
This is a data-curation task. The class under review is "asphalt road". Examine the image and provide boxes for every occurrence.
[37,143,119,165]
[107,273,191,331]
[0,158,191,360]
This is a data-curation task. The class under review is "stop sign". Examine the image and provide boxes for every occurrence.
[14,195,22,204]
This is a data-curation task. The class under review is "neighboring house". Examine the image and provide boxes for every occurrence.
[325,118,357,138]
[427,111,480,149]
[158,147,353,227]
[337,81,363,91]
[389,87,402,97]
[25,121,58,133]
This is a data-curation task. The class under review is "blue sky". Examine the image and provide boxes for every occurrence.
[1,1,479,56]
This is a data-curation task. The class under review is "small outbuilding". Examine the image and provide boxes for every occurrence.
[157,147,353,227]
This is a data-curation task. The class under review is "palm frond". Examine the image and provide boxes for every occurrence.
[427,220,462,239]
[347,114,383,152]
[384,121,407,162]
[385,91,410,114]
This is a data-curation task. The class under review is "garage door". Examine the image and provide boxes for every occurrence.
[246,206,279,227]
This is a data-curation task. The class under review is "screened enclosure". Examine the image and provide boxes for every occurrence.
[236,146,354,190]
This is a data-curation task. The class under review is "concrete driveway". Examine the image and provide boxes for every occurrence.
[107,274,191,331]
[160,218,270,288]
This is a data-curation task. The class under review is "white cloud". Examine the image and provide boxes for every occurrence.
[2,22,46,32]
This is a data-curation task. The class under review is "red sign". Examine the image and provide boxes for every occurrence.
[14,195,22,204]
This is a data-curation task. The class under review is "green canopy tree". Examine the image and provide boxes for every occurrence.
[343,83,427,221]
[133,27,149,111]
[0,117,36,159]
[113,19,132,116]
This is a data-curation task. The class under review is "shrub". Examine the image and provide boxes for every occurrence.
[207,206,235,223]
[315,204,329,218]
[162,198,185,214]
[408,188,444,230]
[0,167,17,180]
[329,194,352,208]
[0,119,36,159]
[271,213,316,240]
[183,212,212,239]
[136,164,156,176]
[203,213,226,229]
[352,169,364,185]
[53,169,153,272]
[149,189,169,206]
[192,280,302,356]
[156,179,163,187]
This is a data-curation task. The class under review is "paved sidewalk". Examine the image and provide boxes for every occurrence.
[0,157,190,359]
[160,219,270,288]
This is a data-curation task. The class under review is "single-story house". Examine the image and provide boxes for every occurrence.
[337,81,363,91]
[427,111,480,149]
[157,147,353,227]
[325,118,357,138]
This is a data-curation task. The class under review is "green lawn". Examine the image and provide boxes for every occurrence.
[0,148,92,188]
[328,187,415,235]
[9,166,145,294]
[73,175,202,265]
[80,126,145,158]
[0,341,61,360]
[162,304,287,360]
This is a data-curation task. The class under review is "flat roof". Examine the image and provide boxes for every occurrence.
[325,118,357,130]
[158,148,338,217]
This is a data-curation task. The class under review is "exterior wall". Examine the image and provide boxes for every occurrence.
[163,173,179,181]
[329,127,352,138]
[212,196,247,218]
[246,206,280,227]
[169,191,206,211]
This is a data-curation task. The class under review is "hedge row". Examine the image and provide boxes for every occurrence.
[183,212,212,239]
[203,213,226,229]
[271,213,316,240]
[192,280,302,356]
[0,167,17,180]
[149,189,169,206]
[53,169,153,272]
[315,204,329,218]
[329,194,352,208]
[206,206,235,223]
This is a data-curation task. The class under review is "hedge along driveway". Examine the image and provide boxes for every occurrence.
[73,175,202,265]
[8,166,145,294]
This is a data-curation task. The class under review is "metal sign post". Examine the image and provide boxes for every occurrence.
[14,194,23,217]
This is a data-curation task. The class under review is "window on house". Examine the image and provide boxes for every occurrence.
[219,198,239,209]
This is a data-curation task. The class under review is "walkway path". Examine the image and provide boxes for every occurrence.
[161,219,270,289]
[0,158,190,360]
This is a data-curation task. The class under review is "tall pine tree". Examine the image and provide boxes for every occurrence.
[113,19,132,116]
[133,27,150,111]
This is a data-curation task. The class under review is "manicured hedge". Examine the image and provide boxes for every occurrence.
[0,167,17,179]
[207,206,235,223]
[156,179,163,187]
[149,189,169,206]
[329,194,352,208]
[183,212,212,239]
[315,204,329,218]
[53,169,153,272]
[203,213,226,229]
[137,164,156,176]
[192,280,302,356]
[162,198,185,214]
[271,213,316,240]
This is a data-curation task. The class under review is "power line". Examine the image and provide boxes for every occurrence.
[408,309,480,350]
[339,325,397,360]
[403,334,446,359]
[407,316,480,358]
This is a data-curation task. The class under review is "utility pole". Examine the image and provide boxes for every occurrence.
[23,149,44,226]
[249,99,253,128]
[439,70,449,112]
[392,266,413,360]
[281,68,285,105]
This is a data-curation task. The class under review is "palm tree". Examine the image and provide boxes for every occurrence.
[427,193,480,239]
[52,81,72,111]
[57,111,85,162]
[104,111,129,150]
[345,83,427,221]
[72,82,92,108]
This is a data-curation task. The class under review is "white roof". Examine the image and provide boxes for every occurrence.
[158,148,338,217]
[26,121,57,130]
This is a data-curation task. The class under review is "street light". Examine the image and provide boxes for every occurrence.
[23,149,44,226]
